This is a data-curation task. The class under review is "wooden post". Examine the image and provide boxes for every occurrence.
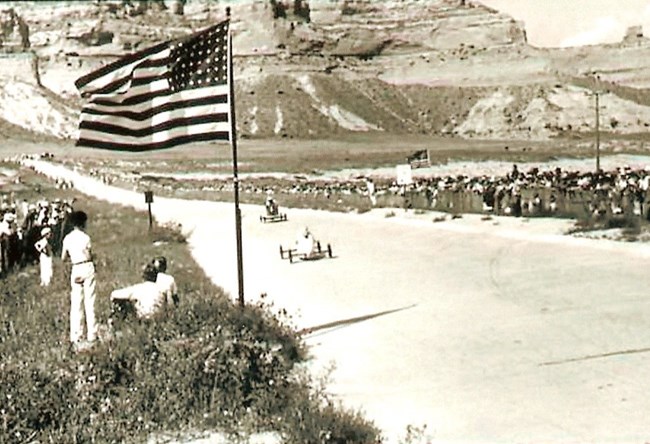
[144,190,154,231]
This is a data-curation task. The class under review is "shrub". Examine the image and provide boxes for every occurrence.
[567,218,595,233]
[151,221,187,244]
[270,0,287,19]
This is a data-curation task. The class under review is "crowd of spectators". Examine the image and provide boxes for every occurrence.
[151,163,650,222]
[439,164,650,220]
[11,152,650,225]
[0,195,74,279]
[390,164,650,221]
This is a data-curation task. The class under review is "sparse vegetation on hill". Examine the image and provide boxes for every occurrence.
[1,1,650,142]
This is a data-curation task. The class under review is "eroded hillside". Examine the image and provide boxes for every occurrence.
[1,0,650,142]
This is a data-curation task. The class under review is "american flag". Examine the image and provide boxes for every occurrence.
[75,20,231,151]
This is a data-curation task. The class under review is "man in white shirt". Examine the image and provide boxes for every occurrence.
[110,263,166,319]
[60,211,97,351]
[365,178,377,206]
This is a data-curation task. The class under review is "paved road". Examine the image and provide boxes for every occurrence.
[31,160,650,443]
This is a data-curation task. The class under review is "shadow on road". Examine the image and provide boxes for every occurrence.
[299,304,417,338]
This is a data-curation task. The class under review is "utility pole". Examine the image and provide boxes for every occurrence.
[595,90,600,173]
[591,72,604,173]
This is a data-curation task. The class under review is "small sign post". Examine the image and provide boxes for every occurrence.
[396,164,413,212]
[396,164,413,186]
[144,190,154,230]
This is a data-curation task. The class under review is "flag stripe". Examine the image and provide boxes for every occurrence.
[77,131,229,152]
[79,122,228,144]
[80,113,228,137]
[75,20,232,151]
[84,62,170,97]
[81,96,228,123]
[75,43,169,92]
[87,82,224,108]
[79,120,231,142]
[88,80,226,108]
[89,78,170,106]
[78,121,230,151]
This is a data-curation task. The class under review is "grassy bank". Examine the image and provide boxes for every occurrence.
[0,166,380,443]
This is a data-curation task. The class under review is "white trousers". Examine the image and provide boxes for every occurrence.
[69,262,97,343]
[39,254,53,286]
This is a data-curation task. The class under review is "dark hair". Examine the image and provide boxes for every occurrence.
[69,210,88,228]
[142,263,158,282]
[152,256,167,272]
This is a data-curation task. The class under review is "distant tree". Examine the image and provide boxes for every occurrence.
[341,0,358,15]
[270,0,287,19]
[169,0,186,15]
[294,0,311,22]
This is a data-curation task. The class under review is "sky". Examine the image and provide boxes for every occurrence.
[478,0,650,47]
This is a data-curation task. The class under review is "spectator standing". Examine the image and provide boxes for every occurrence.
[1,212,18,271]
[35,226,53,286]
[365,178,377,206]
[61,211,97,351]
[0,213,8,276]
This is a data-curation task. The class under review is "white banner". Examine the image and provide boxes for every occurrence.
[396,164,413,185]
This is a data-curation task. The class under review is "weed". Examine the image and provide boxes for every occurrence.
[567,218,595,234]
[151,221,187,244]
[398,423,434,444]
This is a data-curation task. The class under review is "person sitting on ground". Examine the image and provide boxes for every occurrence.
[295,226,317,257]
[152,256,178,307]
[110,263,166,320]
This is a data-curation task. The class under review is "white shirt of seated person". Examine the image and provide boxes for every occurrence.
[111,282,165,319]
[111,266,165,319]
[152,257,178,305]
[156,272,178,305]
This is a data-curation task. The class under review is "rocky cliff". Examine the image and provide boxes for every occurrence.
[1,0,650,142]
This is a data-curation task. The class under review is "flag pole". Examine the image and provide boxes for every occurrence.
[226,7,245,307]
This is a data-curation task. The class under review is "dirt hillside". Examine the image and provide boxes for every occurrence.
[1,0,650,143]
